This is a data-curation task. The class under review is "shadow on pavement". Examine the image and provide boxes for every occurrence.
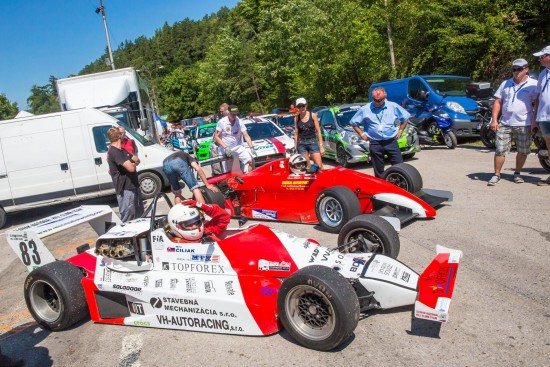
[0,323,53,367]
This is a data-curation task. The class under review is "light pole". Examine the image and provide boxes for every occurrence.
[95,0,115,70]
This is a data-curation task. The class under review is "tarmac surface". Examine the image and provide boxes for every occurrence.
[0,144,549,367]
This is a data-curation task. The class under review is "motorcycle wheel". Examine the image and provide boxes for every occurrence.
[277,265,359,351]
[539,157,550,172]
[444,131,458,149]
[480,123,496,149]
[337,214,400,259]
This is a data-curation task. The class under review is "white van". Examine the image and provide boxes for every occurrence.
[0,108,172,228]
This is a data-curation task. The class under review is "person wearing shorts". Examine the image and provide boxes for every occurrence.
[531,45,550,185]
[214,105,257,173]
[162,151,218,204]
[488,58,537,186]
[294,97,324,172]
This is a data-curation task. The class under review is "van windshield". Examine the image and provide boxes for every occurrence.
[422,77,472,97]
[119,124,154,146]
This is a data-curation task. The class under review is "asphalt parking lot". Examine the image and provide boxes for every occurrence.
[0,144,549,367]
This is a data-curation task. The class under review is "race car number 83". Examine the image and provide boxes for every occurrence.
[19,240,41,266]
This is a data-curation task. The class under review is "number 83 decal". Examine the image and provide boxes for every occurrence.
[19,240,41,266]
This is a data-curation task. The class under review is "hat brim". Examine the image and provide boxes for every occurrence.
[534,51,545,57]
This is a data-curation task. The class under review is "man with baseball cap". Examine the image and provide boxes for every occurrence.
[532,45,550,185]
[487,58,537,186]
[214,104,257,173]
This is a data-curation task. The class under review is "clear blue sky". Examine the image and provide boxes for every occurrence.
[0,0,239,110]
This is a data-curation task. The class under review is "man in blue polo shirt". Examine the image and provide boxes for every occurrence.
[351,86,410,177]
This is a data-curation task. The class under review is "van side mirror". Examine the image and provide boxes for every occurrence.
[140,118,149,131]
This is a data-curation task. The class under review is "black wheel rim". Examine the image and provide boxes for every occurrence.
[337,146,347,166]
[384,172,409,191]
[340,228,385,254]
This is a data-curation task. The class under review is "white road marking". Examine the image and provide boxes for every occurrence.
[117,333,143,367]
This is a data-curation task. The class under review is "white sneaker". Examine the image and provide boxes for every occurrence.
[487,175,500,186]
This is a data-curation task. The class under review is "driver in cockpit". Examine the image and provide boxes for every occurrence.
[166,200,230,242]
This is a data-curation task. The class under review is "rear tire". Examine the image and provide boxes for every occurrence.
[24,261,88,331]
[278,265,359,351]
[337,214,400,258]
[315,186,360,233]
[138,172,163,199]
[200,187,226,208]
[381,163,423,193]
[539,157,550,172]
[480,123,496,149]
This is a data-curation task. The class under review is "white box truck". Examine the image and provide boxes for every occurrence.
[56,67,159,142]
[0,108,172,228]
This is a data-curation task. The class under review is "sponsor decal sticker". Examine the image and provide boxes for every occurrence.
[190,254,220,263]
[225,281,235,296]
[128,301,145,315]
[155,279,163,288]
[258,259,291,272]
[170,279,178,289]
[204,280,215,293]
[167,246,195,253]
[165,262,225,274]
[260,286,278,296]
[251,209,278,220]
[113,284,142,294]
[186,278,196,293]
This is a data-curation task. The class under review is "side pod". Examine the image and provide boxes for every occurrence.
[414,245,462,323]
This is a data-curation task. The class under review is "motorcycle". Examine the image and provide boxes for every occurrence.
[408,92,457,149]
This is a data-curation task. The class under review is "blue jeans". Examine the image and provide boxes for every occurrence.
[297,138,320,154]
[163,157,199,193]
[369,138,403,178]
[117,189,144,222]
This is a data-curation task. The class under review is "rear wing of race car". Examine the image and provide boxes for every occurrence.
[7,205,121,272]
[414,245,463,323]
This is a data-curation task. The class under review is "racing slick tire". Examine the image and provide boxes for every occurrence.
[200,187,226,208]
[138,172,163,199]
[24,261,88,331]
[315,186,360,234]
[278,265,360,351]
[381,163,423,193]
[444,131,458,149]
[337,214,400,259]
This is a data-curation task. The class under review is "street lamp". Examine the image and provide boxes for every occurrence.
[95,0,115,70]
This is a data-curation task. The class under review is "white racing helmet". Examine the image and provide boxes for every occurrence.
[289,154,308,175]
[168,204,204,240]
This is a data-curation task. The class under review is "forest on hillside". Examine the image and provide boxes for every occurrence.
[1,0,548,120]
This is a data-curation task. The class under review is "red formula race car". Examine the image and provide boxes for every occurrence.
[8,195,462,351]
[201,157,452,258]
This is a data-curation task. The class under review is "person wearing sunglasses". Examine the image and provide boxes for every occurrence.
[532,45,550,185]
[167,199,230,242]
[350,87,410,178]
[487,58,537,186]
[293,97,325,173]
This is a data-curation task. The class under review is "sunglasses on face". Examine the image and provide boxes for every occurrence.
[373,98,385,103]
[512,67,525,72]
[539,54,549,59]
[297,104,306,108]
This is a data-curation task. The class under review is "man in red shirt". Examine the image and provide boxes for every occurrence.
[166,199,230,242]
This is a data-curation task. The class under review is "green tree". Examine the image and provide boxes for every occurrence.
[27,76,60,115]
[0,94,19,120]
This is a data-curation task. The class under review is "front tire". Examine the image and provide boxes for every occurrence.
[444,131,458,149]
[336,145,349,168]
[278,265,359,351]
[381,163,423,193]
[337,214,400,258]
[24,261,88,331]
[315,186,360,233]
[138,172,163,199]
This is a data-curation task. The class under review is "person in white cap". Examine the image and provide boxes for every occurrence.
[293,97,324,172]
[487,58,537,186]
[532,45,550,185]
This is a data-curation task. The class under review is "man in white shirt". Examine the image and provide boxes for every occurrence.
[531,45,550,185]
[487,58,537,186]
[214,105,257,173]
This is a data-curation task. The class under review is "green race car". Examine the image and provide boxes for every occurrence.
[316,103,420,167]
[191,123,217,161]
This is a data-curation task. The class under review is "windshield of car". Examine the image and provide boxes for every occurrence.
[422,77,473,97]
[198,126,216,139]
[276,114,296,127]
[335,108,361,127]
[119,123,155,146]
[246,123,284,140]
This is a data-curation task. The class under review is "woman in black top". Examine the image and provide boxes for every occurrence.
[293,97,324,172]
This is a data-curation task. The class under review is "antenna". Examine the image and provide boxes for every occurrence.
[95,0,115,70]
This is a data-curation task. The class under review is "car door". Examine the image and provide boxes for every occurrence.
[406,78,429,118]
[319,110,338,156]
[0,143,14,208]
